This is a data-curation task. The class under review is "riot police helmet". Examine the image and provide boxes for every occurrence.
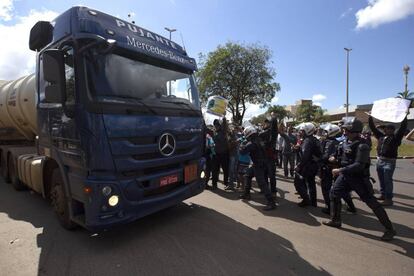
[341,117,363,133]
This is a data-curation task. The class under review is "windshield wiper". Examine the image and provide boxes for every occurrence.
[160,100,201,115]
[100,95,158,115]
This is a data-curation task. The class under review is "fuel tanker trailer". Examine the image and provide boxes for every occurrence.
[0,6,206,231]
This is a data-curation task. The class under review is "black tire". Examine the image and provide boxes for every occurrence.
[8,155,25,191]
[2,154,11,183]
[50,168,77,230]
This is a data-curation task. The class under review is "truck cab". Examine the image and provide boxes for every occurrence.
[29,7,206,230]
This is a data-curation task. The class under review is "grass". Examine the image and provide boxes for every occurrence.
[370,138,414,157]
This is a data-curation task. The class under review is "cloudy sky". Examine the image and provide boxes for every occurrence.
[0,0,413,118]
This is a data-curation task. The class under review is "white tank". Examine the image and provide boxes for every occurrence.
[0,74,37,141]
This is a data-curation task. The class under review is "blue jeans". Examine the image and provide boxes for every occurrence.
[376,159,396,199]
[229,154,238,184]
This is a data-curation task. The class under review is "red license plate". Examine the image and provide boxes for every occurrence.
[184,164,198,184]
[160,174,178,187]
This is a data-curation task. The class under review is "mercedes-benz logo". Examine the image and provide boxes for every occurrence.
[159,133,176,156]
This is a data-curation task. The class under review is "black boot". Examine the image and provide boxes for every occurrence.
[343,197,357,213]
[323,199,342,228]
[372,205,394,233]
[298,199,310,208]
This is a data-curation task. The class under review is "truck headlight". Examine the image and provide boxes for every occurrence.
[200,171,206,179]
[108,195,119,207]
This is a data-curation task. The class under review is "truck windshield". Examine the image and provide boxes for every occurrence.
[85,52,200,109]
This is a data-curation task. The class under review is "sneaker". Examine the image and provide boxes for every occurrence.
[381,229,396,241]
[239,193,251,200]
[323,220,342,228]
[263,202,276,211]
[321,207,330,215]
[381,199,393,206]
[297,199,310,208]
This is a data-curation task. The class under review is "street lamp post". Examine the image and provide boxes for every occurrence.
[165,27,177,95]
[344,48,352,118]
[403,65,410,95]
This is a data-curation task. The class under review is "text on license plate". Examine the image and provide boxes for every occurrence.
[160,174,178,187]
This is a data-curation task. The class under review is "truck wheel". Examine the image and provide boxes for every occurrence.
[8,155,25,191]
[50,168,77,230]
[2,155,11,183]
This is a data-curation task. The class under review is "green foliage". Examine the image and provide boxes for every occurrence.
[197,42,280,125]
[266,105,290,122]
[295,102,329,123]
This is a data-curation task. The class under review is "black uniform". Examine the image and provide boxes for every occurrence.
[327,137,394,233]
[320,137,355,212]
[294,134,321,206]
[240,135,275,208]
[259,118,278,194]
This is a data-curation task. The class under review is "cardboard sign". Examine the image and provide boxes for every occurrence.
[206,96,228,116]
[371,97,410,123]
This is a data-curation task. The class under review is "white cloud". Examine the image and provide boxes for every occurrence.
[0,8,58,80]
[356,0,414,29]
[243,103,267,121]
[312,94,327,102]
[340,7,353,19]
[0,0,13,21]
[313,102,322,107]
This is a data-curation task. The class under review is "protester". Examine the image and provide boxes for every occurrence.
[211,118,230,190]
[236,131,251,190]
[227,126,240,190]
[294,122,321,207]
[204,126,216,188]
[239,126,276,211]
[259,117,278,198]
[279,126,297,178]
[369,114,408,206]
[324,118,396,241]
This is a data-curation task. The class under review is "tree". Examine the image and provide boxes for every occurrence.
[266,105,290,122]
[296,102,328,123]
[197,42,280,125]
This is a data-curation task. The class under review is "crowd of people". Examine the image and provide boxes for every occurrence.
[203,112,410,242]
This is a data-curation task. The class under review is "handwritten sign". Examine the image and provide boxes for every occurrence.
[371,97,411,123]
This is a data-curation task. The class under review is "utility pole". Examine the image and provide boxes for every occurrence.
[403,64,410,96]
[344,48,352,118]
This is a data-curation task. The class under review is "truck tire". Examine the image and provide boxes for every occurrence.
[50,168,77,230]
[2,154,11,183]
[8,155,25,190]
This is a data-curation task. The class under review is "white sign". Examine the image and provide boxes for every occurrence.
[371,97,411,123]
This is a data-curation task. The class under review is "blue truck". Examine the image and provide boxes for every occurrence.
[0,6,206,230]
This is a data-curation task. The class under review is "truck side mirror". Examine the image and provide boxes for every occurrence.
[43,49,66,104]
[29,21,53,51]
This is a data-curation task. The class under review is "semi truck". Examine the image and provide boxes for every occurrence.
[0,6,206,230]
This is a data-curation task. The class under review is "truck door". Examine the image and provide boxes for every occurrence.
[38,47,81,165]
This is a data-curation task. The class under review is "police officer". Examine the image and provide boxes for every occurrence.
[239,126,276,211]
[320,124,356,214]
[259,117,278,198]
[294,122,321,207]
[323,118,396,241]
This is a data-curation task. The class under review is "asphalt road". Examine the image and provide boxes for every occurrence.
[0,160,413,276]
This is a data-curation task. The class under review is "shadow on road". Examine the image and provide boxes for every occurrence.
[0,183,329,276]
